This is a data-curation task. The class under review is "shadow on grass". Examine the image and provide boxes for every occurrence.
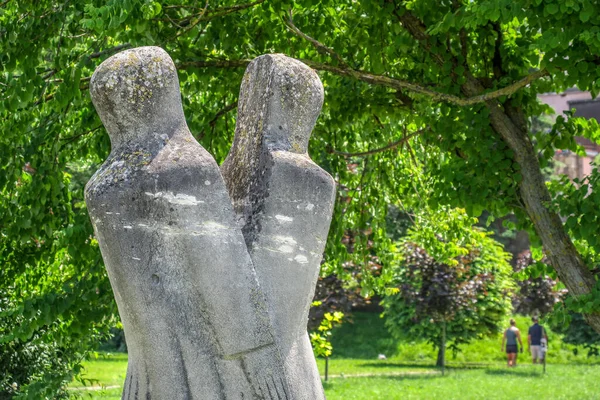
[444,363,491,370]
[358,362,490,371]
[322,381,337,391]
[86,353,128,362]
[382,374,443,382]
[358,362,435,370]
[323,373,443,387]
[485,368,544,377]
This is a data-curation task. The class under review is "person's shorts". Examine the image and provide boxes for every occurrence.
[506,344,518,354]
[531,345,542,359]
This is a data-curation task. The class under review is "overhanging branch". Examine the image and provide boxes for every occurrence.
[169,0,266,37]
[178,59,548,107]
[174,0,209,38]
[178,59,252,69]
[331,128,427,157]
[283,10,348,68]
[90,43,132,59]
[198,101,238,140]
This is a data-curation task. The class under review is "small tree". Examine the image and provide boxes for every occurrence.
[383,209,514,372]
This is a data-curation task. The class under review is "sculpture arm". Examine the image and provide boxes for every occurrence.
[180,224,289,399]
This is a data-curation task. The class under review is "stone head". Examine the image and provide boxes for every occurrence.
[238,54,324,154]
[90,46,186,149]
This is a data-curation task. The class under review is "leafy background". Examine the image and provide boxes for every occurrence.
[3,0,600,397]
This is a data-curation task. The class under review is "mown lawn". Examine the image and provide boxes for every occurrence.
[323,364,600,400]
[76,352,128,388]
[71,313,600,399]
[72,356,600,400]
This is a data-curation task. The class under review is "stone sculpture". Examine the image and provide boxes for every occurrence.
[222,54,335,400]
[85,46,334,399]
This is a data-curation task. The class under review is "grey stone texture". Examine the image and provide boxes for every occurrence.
[86,47,290,399]
[221,54,336,400]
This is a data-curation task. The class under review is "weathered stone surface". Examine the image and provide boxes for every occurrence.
[222,54,336,400]
[86,47,288,399]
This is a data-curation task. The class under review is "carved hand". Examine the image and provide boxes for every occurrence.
[241,344,289,400]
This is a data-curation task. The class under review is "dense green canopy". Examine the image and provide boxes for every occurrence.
[3,0,600,396]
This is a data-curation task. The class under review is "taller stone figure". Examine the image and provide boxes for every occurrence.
[222,55,336,400]
[85,47,290,399]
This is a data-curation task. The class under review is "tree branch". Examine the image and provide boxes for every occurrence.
[331,128,427,157]
[282,9,545,105]
[453,0,469,67]
[175,0,209,38]
[178,59,252,69]
[208,0,266,18]
[171,0,265,15]
[90,43,132,59]
[199,101,238,140]
[60,125,103,144]
[208,101,238,127]
[283,10,348,68]
[42,70,57,80]
[163,4,204,10]
[178,59,548,106]
[34,83,89,106]
[491,22,505,80]
[172,0,265,37]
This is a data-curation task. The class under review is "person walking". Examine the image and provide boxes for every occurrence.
[501,318,523,367]
[528,316,548,364]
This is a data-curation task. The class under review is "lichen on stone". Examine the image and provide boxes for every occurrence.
[92,48,176,106]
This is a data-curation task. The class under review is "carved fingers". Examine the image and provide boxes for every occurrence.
[241,344,289,400]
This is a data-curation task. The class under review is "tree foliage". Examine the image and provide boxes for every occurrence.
[551,311,600,357]
[3,0,600,395]
[308,274,372,332]
[383,208,515,368]
[309,306,344,359]
[512,250,566,316]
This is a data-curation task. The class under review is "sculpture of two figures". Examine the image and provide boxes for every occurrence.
[85,46,335,400]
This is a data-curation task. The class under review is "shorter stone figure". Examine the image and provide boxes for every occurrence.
[501,318,523,367]
[528,316,548,364]
[86,46,289,399]
[222,54,336,399]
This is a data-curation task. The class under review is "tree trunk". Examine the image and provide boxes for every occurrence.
[436,320,446,375]
[436,346,444,368]
[461,77,600,333]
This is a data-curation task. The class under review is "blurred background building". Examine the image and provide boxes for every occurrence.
[539,89,600,180]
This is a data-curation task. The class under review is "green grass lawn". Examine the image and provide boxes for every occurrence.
[323,364,600,400]
[75,352,128,388]
[71,355,600,400]
[71,313,600,399]
[70,353,127,399]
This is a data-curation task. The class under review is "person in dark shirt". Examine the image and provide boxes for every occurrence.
[528,316,548,364]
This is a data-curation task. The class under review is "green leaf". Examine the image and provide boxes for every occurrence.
[545,4,559,15]
[580,9,593,22]
[531,245,544,261]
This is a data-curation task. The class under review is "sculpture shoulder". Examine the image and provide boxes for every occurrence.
[85,134,219,206]
[270,151,336,193]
